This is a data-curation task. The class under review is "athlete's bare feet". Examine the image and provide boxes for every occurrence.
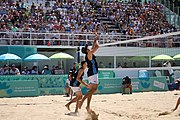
[65,104,71,111]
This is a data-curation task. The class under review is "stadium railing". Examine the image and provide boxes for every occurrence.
[0,31,141,46]
[0,31,179,48]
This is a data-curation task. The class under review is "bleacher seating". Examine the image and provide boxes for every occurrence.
[0,0,179,46]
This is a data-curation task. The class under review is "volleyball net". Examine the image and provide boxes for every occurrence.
[99,31,180,48]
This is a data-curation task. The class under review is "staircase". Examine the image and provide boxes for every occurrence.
[158,1,180,30]
[94,7,121,33]
[98,16,121,33]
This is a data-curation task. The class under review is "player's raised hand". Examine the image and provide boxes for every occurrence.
[94,32,99,44]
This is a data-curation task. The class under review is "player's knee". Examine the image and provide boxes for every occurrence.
[92,89,97,93]
[78,95,82,100]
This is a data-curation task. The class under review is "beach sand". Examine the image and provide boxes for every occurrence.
[0,91,179,120]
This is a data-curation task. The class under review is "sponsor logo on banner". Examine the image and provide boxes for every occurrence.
[153,80,165,89]
[132,82,139,90]
[104,83,121,88]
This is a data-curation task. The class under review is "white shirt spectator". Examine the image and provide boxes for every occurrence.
[163,61,174,75]
[0,68,9,75]
[31,70,38,74]
[9,68,20,75]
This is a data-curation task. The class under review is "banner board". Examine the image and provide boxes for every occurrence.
[0,80,39,97]
[0,75,168,97]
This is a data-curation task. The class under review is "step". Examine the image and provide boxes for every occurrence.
[108,25,118,28]
[97,16,110,20]
[101,20,113,24]
[98,16,109,20]
[108,28,120,31]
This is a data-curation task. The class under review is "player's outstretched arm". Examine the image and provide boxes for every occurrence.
[90,32,99,55]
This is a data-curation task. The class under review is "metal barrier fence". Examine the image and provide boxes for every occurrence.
[0,31,141,46]
[0,31,180,47]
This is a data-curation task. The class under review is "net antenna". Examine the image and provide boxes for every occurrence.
[99,31,180,47]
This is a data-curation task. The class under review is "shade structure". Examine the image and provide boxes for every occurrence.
[24,53,50,75]
[24,53,50,61]
[49,52,74,70]
[152,54,174,61]
[130,56,148,61]
[173,54,180,60]
[0,53,22,61]
[49,52,74,59]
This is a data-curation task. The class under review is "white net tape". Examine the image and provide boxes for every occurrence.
[99,31,180,47]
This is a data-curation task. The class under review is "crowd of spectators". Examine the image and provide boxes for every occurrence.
[0,64,21,75]
[0,64,63,75]
[0,0,178,46]
[98,0,177,36]
[0,0,105,37]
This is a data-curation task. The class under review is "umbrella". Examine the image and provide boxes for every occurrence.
[49,52,74,69]
[49,52,74,59]
[0,53,22,61]
[152,54,174,61]
[24,53,50,61]
[24,53,50,75]
[173,54,180,60]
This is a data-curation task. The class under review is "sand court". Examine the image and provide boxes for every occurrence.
[0,91,179,120]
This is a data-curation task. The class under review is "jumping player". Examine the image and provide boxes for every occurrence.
[79,32,99,113]
[65,61,89,113]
